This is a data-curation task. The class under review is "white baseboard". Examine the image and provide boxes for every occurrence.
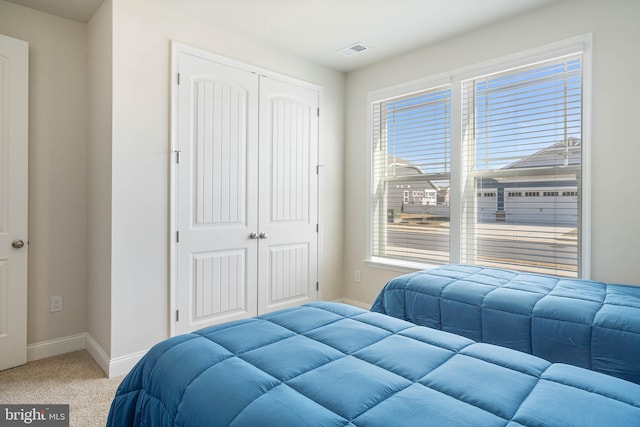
[84,333,110,377]
[27,332,147,379]
[27,333,86,362]
[108,350,147,379]
[332,297,371,310]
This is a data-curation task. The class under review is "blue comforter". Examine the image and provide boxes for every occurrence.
[107,302,640,426]
[371,264,640,384]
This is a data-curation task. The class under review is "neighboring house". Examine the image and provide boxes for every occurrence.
[388,138,581,225]
[477,137,581,225]
[386,157,450,219]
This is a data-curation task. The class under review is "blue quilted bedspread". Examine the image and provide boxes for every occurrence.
[371,264,640,384]
[107,302,640,426]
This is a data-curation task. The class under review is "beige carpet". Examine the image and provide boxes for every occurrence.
[0,350,123,426]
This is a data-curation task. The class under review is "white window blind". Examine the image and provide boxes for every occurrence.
[371,86,451,265]
[460,54,583,277]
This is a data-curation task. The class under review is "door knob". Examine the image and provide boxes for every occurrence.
[259,232,268,239]
[249,232,258,239]
[12,239,25,249]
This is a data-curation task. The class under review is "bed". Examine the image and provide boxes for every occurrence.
[371,264,640,384]
[107,301,640,426]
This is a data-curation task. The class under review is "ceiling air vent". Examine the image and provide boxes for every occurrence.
[336,42,370,57]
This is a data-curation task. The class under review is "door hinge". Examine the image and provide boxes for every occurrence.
[176,231,180,242]
[316,282,319,291]
[317,107,320,117]
[175,150,181,164]
[177,73,181,85]
[176,310,180,321]
[316,224,319,233]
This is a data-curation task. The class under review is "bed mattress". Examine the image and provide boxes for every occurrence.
[108,301,640,426]
[371,264,640,384]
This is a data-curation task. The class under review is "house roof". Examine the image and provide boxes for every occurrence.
[388,156,426,175]
[503,138,581,169]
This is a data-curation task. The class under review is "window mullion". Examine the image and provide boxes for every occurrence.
[449,78,462,264]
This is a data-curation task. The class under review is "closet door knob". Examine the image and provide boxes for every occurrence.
[12,239,25,249]
[249,232,258,239]
[258,232,268,239]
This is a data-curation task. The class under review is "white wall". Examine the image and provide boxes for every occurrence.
[343,0,640,305]
[14,0,634,370]
[87,0,113,357]
[109,0,345,359]
[0,1,88,345]
[0,0,345,370]
[2,0,346,370]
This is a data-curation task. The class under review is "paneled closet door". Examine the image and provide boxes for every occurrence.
[174,51,259,334]
[257,76,319,314]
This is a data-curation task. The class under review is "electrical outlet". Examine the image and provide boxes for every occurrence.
[355,270,361,283]
[51,295,63,312]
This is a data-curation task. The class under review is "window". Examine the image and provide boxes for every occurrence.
[371,85,451,265]
[369,38,590,277]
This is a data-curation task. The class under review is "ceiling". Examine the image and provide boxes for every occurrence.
[5,0,103,24]
[6,0,562,72]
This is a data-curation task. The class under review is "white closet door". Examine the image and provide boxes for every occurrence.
[257,76,319,314]
[174,52,259,334]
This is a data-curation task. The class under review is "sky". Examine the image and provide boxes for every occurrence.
[383,55,582,174]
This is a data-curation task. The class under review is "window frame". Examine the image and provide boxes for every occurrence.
[366,34,592,278]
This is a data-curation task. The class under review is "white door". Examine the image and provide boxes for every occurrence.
[173,50,259,335]
[172,44,320,334]
[0,34,29,371]
[257,76,319,314]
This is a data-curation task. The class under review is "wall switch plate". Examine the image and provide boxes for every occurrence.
[355,270,361,283]
[51,295,63,312]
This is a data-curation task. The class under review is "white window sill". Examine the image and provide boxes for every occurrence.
[364,257,442,275]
